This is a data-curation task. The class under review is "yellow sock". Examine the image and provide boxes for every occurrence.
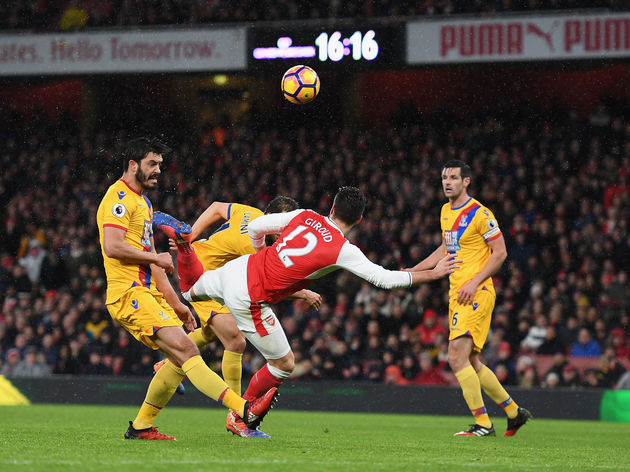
[477,365,519,419]
[181,355,246,417]
[133,360,185,430]
[222,350,243,395]
[455,365,492,428]
[188,328,211,350]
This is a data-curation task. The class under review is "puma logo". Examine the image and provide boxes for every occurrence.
[526,21,559,52]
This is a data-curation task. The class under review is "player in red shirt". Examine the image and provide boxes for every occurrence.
[176,187,459,429]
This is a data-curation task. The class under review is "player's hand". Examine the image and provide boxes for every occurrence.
[456,280,479,305]
[154,252,174,273]
[168,238,178,252]
[302,290,323,311]
[432,254,461,279]
[173,302,197,332]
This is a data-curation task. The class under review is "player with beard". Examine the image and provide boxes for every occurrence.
[96,137,277,440]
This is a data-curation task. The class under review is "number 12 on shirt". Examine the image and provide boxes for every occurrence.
[276,225,318,267]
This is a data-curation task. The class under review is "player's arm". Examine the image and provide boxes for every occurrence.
[336,243,459,290]
[288,289,322,310]
[456,235,507,305]
[149,237,197,332]
[190,202,231,240]
[248,209,304,251]
[404,241,446,271]
[102,226,173,270]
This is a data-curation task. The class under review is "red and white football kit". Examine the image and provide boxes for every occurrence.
[185,209,412,359]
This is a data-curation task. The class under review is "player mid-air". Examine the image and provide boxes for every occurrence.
[151,196,321,438]
[156,186,459,437]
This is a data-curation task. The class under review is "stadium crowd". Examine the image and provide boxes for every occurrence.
[0,96,629,390]
[2,0,629,30]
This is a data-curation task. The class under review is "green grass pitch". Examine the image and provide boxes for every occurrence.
[1,404,629,472]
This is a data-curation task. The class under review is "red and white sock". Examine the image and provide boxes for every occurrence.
[242,363,290,401]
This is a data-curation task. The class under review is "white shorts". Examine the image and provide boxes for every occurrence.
[243,329,291,360]
[191,254,290,360]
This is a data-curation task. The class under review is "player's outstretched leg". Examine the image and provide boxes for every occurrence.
[174,241,204,292]
[124,421,176,440]
[505,408,533,437]
[153,211,192,242]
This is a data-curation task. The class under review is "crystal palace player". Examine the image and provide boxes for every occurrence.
[406,160,532,437]
[176,187,458,429]
[97,138,277,440]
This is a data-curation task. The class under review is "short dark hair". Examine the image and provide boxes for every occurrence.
[265,196,299,214]
[332,186,366,225]
[121,137,171,172]
[442,159,471,179]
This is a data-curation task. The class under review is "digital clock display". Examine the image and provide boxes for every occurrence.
[248,25,404,69]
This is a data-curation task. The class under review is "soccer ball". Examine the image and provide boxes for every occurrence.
[281,65,320,104]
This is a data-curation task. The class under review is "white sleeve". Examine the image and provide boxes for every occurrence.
[336,242,412,290]
[248,209,304,250]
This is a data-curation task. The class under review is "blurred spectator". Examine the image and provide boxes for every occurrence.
[53,344,80,375]
[84,348,113,375]
[559,364,581,388]
[400,353,420,382]
[384,364,408,385]
[18,240,46,284]
[85,311,108,342]
[490,342,517,385]
[598,349,627,388]
[414,309,447,349]
[1,348,21,376]
[521,314,548,352]
[415,352,447,385]
[536,325,566,355]
[342,360,364,381]
[544,352,569,378]
[583,368,603,388]
[610,328,630,359]
[519,365,540,388]
[571,328,603,357]
[12,347,50,377]
[366,363,384,382]
[543,371,560,389]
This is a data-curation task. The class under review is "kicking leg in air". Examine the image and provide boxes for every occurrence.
[153,212,274,438]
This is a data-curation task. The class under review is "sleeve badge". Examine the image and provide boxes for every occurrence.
[112,203,127,218]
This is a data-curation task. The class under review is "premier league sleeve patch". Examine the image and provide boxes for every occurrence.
[482,218,500,240]
[112,203,127,218]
